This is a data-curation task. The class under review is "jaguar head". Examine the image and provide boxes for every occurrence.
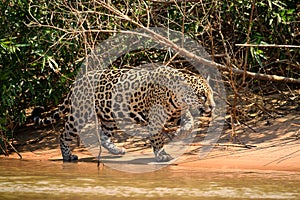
[188,74,215,115]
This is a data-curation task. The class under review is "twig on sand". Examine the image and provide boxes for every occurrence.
[8,142,22,160]
[189,143,257,149]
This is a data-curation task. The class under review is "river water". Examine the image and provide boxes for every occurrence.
[0,158,299,200]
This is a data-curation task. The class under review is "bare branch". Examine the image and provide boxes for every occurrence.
[236,44,300,48]
[149,0,202,3]
[96,1,300,84]
[29,1,300,84]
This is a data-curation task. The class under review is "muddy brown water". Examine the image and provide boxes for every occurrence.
[0,158,299,200]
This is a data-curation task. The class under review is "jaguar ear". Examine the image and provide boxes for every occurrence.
[206,75,213,86]
[206,75,211,82]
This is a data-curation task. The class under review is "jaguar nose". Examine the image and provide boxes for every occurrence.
[205,105,214,113]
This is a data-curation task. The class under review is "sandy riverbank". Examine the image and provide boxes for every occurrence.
[1,114,299,172]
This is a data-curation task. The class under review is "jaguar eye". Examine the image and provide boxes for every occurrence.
[200,96,207,102]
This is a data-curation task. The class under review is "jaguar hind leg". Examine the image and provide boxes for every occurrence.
[59,129,78,161]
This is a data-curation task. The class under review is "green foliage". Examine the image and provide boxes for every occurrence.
[0,1,83,140]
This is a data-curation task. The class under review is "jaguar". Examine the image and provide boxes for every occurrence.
[32,65,215,162]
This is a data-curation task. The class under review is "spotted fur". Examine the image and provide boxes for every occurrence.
[32,66,215,162]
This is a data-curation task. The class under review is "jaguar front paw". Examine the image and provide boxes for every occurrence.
[107,146,126,155]
[101,135,126,155]
[154,149,173,162]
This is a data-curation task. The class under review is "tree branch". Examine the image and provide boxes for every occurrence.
[236,44,300,48]
[30,1,300,84]
[96,1,300,84]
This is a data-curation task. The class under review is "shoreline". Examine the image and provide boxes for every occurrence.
[1,114,299,173]
[2,140,299,173]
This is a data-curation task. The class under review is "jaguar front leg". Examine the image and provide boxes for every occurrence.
[148,105,173,162]
[150,133,173,162]
[100,134,126,155]
[99,121,126,155]
[174,110,194,139]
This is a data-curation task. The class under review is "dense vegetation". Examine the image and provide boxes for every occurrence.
[0,0,299,154]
